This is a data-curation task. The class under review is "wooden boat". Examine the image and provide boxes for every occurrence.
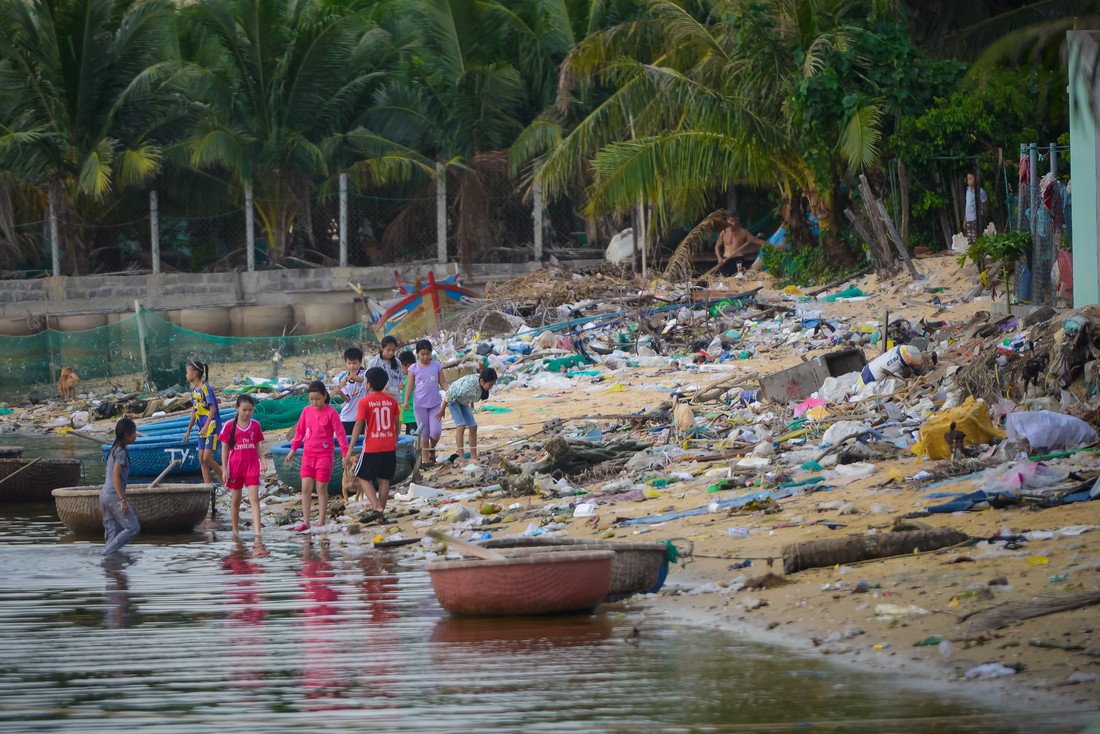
[366,271,478,338]
[270,435,418,491]
[52,484,213,534]
[100,439,217,477]
[428,550,614,616]
[481,537,675,601]
[0,446,23,459]
[0,458,83,503]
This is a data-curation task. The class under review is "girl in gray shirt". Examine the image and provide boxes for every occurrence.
[101,418,140,554]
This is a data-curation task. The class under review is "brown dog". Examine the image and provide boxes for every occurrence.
[59,367,80,401]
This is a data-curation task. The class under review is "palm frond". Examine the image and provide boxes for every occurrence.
[663,207,727,280]
[837,101,883,172]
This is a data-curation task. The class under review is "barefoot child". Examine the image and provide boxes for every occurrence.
[403,340,447,464]
[102,418,140,554]
[398,350,417,435]
[219,395,267,539]
[344,367,399,523]
[289,381,349,533]
[437,367,497,462]
[184,360,225,487]
[333,347,367,436]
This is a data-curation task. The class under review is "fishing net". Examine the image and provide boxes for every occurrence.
[0,309,374,402]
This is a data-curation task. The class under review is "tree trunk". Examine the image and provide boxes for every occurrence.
[783,528,969,574]
[725,183,739,217]
[897,159,910,247]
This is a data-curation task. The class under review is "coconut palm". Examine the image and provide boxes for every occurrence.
[179,0,393,264]
[0,0,183,273]
[344,0,533,269]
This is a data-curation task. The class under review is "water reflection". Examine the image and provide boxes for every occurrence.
[221,542,266,693]
[102,553,135,629]
[300,539,352,709]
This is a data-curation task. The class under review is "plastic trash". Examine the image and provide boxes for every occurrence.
[1004,410,1098,451]
[964,663,1017,680]
[913,397,1005,460]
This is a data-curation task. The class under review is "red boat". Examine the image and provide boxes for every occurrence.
[366,270,478,339]
[427,550,614,617]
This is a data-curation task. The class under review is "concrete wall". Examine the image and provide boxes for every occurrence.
[1069,31,1100,308]
[0,261,542,333]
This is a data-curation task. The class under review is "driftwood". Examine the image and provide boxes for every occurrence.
[533,436,650,475]
[783,528,969,574]
[963,590,1100,636]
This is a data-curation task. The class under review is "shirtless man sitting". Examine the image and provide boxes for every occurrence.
[715,215,767,276]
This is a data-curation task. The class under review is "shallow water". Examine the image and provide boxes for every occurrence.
[2,437,1099,732]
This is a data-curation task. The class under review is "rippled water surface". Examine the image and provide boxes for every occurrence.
[2,436,1099,732]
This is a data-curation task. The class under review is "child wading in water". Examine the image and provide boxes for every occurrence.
[333,346,367,436]
[184,360,225,488]
[289,381,349,533]
[404,339,447,464]
[398,350,417,435]
[345,367,400,524]
[102,418,140,554]
[219,395,267,543]
[438,367,497,462]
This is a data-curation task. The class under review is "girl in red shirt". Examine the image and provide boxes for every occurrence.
[219,394,267,541]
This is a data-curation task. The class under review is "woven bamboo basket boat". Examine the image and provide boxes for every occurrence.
[428,550,614,617]
[270,435,418,491]
[0,446,23,459]
[481,537,674,601]
[52,484,213,534]
[0,458,83,503]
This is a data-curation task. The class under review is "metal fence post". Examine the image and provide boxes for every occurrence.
[436,162,446,264]
[48,186,60,277]
[149,190,160,274]
[1025,143,1042,301]
[339,173,348,267]
[533,179,544,261]
[245,180,255,272]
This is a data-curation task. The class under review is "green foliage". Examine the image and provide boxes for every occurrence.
[956,229,1030,304]
[760,240,867,286]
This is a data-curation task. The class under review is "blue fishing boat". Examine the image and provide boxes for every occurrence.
[101,438,220,477]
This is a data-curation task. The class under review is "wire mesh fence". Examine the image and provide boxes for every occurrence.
[1,170,579,277]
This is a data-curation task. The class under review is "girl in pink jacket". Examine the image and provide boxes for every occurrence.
[289,381,349,532]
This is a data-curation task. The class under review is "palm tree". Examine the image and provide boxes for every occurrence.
[179,0,392,264]
[536,0,942,268]
[0,0,183,273]
[345,0,532,270]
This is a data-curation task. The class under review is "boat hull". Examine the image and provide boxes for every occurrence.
[428,550,614,616]
[101,440,218,477]
[270,436,417,492]
[0,458,83,503]
[481,538,671,601]
[52,484,213,534]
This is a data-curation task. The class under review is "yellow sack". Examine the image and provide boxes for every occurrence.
[912,397,1004,460]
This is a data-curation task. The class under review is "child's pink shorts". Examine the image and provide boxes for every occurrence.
[225,474,260,491]
[300,454,335,483]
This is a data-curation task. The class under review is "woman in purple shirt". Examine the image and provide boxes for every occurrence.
[403,339,448,464]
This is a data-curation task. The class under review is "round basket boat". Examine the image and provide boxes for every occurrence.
[0,458,83,503]
[481,538,672,601]
[0,446,23,459]
[52,484,213,535]
[270,435,418,491]
[428,550,614,617]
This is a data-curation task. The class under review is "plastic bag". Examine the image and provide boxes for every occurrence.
[913,397,1005,460]
[1005,410,1098,451]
